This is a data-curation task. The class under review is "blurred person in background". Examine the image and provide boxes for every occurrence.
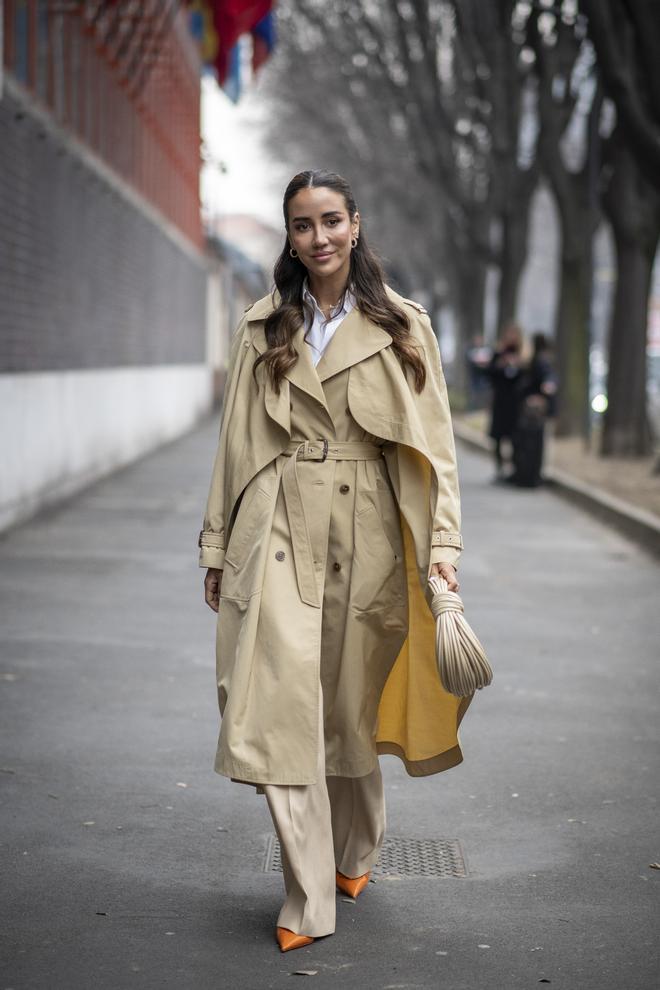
[487,323,524,479]
[198,170,468,953]
[509,332,558,488]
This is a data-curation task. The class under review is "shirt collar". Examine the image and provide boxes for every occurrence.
[302,278,356,319]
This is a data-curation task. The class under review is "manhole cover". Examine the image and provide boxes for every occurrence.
[264,835,467,878]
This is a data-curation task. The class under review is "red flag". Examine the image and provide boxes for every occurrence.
[213,1,274,82]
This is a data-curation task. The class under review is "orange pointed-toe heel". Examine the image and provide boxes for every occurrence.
[336,870,370,899]
[276,927,315,952]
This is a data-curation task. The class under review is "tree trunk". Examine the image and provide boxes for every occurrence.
[600,134,660,456]
[497,208,532,334]
[452,256,487,397]
[553,210,594,437]
[529,14,602,437]
[546,93,600,438]
[602,235,655,455]
[495,164,539,335]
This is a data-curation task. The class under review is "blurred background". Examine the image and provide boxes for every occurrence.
[1,0,659,531]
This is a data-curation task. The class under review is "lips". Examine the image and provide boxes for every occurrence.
[312,252,334,260]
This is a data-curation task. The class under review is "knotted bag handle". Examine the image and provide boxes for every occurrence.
[428,575,493,697]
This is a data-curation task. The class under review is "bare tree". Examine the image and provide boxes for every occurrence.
[458,0,539,332]
[581,0,660,456]
[521,6,601,437]
[263,0,539,389]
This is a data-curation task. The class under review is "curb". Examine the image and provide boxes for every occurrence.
[453,421,660,560]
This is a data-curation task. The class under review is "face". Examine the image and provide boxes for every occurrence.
[287,186,359,283]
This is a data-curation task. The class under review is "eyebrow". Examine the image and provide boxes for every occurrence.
[291,211,344,221]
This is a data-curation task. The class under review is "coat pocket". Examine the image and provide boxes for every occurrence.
[351,492,406,613]
[222,486,271,600]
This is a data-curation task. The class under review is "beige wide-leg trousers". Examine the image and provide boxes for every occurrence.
[263,696,385,937]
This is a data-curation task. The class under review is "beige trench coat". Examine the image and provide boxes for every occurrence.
[199,286,472,785]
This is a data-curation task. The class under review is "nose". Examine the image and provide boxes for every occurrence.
[312,225,329,248]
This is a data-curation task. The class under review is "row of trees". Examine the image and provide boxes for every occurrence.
[262,0,660,456]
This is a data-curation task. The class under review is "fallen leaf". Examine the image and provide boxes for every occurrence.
[82,821,95,826]
[649,863,660,870]
[176,782,188,788]
[95,912,107,916]
[292,971,317,977]
[539,980,551,984]
[477,944,490,949]
[0,768,16,774]
[341,897,355,903]
[48,794,59,799]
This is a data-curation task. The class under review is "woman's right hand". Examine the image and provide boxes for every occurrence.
[204,568,223,612]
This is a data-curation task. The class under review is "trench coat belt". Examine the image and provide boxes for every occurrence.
[281,440,384,608]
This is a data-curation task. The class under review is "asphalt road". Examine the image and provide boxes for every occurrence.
[1,418,658,990]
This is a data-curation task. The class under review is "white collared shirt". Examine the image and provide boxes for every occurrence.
[302,279,357,366]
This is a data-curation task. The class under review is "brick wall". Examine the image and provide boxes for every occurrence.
[2,1,202,246]
[0,83,207,373]
[0,78,212,532]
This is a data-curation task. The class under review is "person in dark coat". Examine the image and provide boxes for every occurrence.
[524,333,557,417]
[510,332,558,488]
[487,323,524,478]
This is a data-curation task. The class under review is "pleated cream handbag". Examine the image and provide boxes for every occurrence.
[428,575,493,697]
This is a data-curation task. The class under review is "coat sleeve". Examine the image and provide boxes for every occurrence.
[410,309,463,569]
[197,314,250,569]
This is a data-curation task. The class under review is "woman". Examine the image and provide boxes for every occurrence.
[487,323,524,479]
[199,170,470,952]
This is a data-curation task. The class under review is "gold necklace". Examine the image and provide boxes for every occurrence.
[320,293,344,319]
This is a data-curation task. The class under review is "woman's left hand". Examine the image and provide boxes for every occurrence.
[430,561,459,592]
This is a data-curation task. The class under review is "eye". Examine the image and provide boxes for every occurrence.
[294,222,309,232]
[327,217,339,226]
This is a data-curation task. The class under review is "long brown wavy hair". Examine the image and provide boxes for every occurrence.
[253,170,426,393]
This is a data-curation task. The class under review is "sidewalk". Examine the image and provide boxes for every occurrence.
[455,411,660,557]
[1,417,658,989]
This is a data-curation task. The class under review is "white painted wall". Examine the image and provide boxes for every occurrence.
[0,365,213,532]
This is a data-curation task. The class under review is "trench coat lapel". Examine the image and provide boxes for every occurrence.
[315,308,392,382]
[248,297,330,415]
[246,295,392,388]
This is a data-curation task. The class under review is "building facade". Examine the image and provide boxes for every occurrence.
[1,1,213,530]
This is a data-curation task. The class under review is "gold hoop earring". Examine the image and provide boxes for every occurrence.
[289,247,298,258]
[351,237,358,249]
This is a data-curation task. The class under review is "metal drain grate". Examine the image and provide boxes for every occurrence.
[263,834,467,878]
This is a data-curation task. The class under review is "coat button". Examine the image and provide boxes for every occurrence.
[339,484,350,493]
[275,550,285,561]
[333,561,341,572]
